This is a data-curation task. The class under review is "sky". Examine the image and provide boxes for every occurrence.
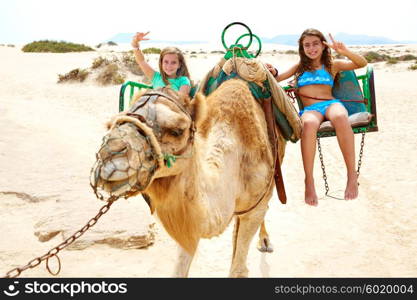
[1,0,417,45]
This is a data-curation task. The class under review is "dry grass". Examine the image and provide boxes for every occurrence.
[57,68,90,83]
[122,52,144,75]
[91,56,111,69]
[409,62,417,71]
[96,63,125,85]
[58,52,147,85]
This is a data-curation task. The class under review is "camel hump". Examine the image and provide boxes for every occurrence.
[199,57,302,142]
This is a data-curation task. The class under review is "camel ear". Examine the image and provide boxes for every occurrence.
[178,92,191,109]
[191,93,207,128]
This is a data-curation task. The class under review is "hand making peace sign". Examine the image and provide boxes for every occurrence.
[131,31,150,48]
[323,33,349,56]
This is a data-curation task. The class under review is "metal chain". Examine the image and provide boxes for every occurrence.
[318,131,367,198]
[356,132,366,177]
[4,197,117,278]
[317,137,330,196]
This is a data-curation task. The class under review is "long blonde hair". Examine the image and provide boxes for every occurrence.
[158,47,191,86]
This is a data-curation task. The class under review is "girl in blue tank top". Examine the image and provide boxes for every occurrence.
[131,32,191,96]
[267,28,367,206]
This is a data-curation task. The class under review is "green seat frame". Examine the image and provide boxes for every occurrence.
[118,81,198,112]
[119,81,152,112]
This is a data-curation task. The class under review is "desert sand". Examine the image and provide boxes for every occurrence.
[1,44,417,278]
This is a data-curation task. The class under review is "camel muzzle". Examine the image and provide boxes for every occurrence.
[90,118,163,200]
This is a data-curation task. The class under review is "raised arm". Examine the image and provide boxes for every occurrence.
[131,32,156,81]
[324,33,367,73]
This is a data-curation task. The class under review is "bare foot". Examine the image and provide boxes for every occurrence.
[345,173,359,200]
[305,179,318,206]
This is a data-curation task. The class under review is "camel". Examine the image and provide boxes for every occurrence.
[91,79,287,277]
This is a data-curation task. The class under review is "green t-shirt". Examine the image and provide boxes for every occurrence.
[151,71,191,91]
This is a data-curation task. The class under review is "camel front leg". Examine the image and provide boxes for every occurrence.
[257,221,274,253]
[230,208,267,277]
[173,243,198,277]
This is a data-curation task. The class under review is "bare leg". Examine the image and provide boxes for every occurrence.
[326,103,358,200]
[300,111,324,206]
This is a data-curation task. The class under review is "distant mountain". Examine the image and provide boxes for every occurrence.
[107,32,416,46]
[262,33,416,46]
[107,33,205,45]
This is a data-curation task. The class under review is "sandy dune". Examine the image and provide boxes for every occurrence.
[0,45,416,277]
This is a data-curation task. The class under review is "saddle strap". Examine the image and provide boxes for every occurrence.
[262,97,287,204]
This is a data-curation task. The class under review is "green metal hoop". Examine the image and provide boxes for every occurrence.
[235,33,262,58]
[221,22,253,51]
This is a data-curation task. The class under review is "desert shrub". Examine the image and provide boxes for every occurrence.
[96,63,125,85]
[363,51,390,63]
[7,44,15,47]
[122,52,144,75]
[91,56,110,69]
[210,50,225,54]
[58,68,90,83]
[285,50,297,55]
[143,47,161,54]
[409,62,417,71]
[386,58,399,64]
[22,40,94,53]
[399,54,417,61]
[96,41,117,48]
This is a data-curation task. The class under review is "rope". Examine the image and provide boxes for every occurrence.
[162,148,194,168]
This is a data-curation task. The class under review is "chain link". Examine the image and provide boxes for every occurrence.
[3,197,117,278]
[317,137,330,196]
[356,131,366,177]
[318,131,367,198]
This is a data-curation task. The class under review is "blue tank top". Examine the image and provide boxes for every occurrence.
[297,65,334,88]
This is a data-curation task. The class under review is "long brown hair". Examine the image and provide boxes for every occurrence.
[296,28,333,80]
[158,47,191,86]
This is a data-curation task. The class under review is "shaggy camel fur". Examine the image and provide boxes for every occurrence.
[92,79,286,277]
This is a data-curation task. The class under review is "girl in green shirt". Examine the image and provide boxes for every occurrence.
[131,32,191,96]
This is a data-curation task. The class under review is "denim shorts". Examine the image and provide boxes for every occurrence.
[299,99,342,116]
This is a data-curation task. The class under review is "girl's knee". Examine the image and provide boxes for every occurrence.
[330,113,349,126]
[302,117,321,130]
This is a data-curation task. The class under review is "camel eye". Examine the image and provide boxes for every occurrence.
[169,129,184,137]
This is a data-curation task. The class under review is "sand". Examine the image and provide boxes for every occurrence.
[0,44,416,278]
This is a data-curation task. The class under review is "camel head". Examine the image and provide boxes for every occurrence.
[90,88,205,200]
